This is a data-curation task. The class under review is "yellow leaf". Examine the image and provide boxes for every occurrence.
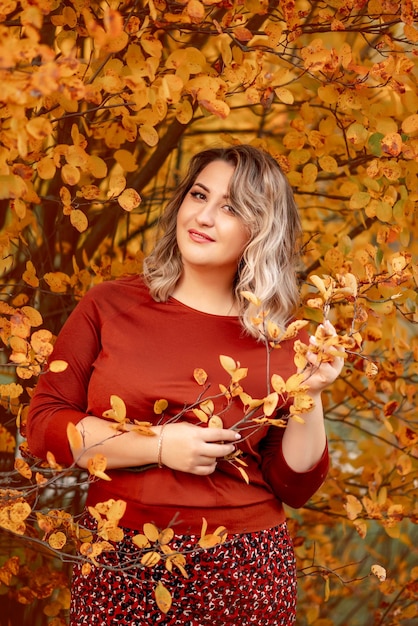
[282,319,309,340]
[240,291,261,306]
[263,392,279,417]
[22,260,39,288]
[365,361,379,378]
[132,534,150,549]
[186,0,205,23]
[275,87,294,104]
[231,367,248,384]
[219,354,237,375]
[192,408,208,423]
[141,551,161,567]
[107,499,127,522]
[200,517,208,538]
[44,272,70,294]
[309,274,328,296]
[110,395,127,421]
[199,399,214,415]
[87,454,111,481]
[114,149,137,172]
[371,564,386,582]
[395,453,412,475]
[140,35,163,58]
[37,157,56,180]
[87,155,107,179]
[0,175,27,199]
[154,399,168,415]
[354,520,367,538]
[107,174,126,198]
[381,132,403,157]
[208,415,223,428]
[117,188,141,212]
[199,99,230,119]
[176,99,194,125]
[154,581,172,614]
[35,472,48,486]
[344,494,363,521]
[285,373,307,393]
[324,576,330,602]
[139,124,159,147]
[49,360,68,373]
[143,522,159,542]
[158,527,174,545]
[46,451,61,470]
[61,164,80,186]
[303,163,318,185]
[237,466,250,484]
[402,113,418,135]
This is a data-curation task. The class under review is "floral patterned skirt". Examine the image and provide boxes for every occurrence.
[70,520,297,625]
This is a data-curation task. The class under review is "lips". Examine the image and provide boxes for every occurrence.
[188,229,215,243]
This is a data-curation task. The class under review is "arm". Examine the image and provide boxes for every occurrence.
[281,323,344,473]
[73,417,240,475]
[260,321,344,507]
[27,285,239,472]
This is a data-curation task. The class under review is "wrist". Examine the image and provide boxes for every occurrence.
[157,424,167,468]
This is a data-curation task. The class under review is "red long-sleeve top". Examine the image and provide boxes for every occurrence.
[27,276,328,535]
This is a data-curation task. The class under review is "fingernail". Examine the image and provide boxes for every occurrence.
[235,433,241,440]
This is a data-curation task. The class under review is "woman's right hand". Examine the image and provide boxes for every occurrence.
[159,422,241,475]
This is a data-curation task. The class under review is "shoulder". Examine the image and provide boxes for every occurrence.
[71,275,152,322]
[83,274,150,302]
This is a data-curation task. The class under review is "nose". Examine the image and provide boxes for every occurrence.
[195,202,216,226]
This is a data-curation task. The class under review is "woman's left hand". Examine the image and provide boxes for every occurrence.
[303,321,345,394]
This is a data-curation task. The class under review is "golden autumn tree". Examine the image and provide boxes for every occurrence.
[0,0,417,624]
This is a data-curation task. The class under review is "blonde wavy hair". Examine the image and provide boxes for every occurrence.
[143,145,302,338]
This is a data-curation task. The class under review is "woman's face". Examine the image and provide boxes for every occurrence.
[176,160,250,281]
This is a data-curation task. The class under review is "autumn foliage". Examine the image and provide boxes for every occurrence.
[0,0,417,624]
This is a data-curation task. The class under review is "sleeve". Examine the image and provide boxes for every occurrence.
[26,289,103,466]
[259,424,329,509]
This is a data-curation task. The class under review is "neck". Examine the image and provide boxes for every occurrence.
[172,271,238,316]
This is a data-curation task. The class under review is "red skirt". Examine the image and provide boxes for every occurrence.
[70,520,297,625]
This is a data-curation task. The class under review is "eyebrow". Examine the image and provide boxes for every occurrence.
[193,182,230,199]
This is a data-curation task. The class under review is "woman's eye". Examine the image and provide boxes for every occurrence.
[190,191,206,201]
[223,204,237,215]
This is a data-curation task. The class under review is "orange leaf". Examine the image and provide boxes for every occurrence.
[49,360,68,373]
[193,368,208,385]
[154,581,172,614]
[70,208,88,233]
[67,422,82,452]
[14,458,32,480]
[48,531,67,550]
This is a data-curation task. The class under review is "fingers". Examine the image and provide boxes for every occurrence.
[203,428,241,443]
[160,423,240,475]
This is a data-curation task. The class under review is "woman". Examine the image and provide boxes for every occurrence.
[27,145,343,625]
